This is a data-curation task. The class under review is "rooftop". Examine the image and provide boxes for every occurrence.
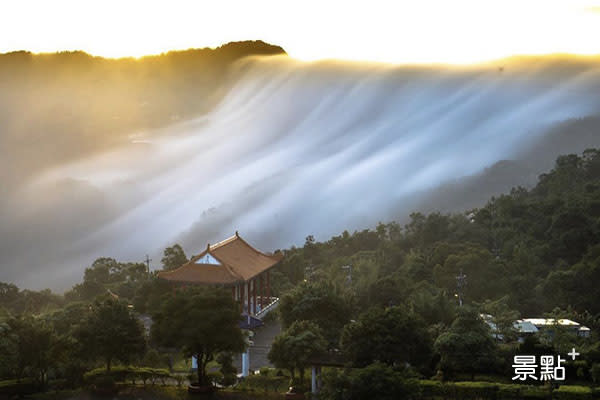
[157,232,282,285]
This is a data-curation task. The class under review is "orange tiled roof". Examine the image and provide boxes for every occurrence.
[157,232,282,285]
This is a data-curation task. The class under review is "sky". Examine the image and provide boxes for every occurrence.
[2,0,600,64]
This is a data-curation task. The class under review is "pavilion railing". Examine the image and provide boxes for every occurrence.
[256,296,279,319]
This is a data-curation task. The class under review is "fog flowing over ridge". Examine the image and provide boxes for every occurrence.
[3,55,600,290]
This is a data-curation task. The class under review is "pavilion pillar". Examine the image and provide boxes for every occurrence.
[252,279,257,315]
[260,274,264,309]
[247,281,251,314]
[266,270,271,302]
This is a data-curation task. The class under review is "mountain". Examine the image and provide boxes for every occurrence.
[0,40,286,189]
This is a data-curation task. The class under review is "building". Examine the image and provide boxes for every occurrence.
[521,318,591,338]
[157,231,282,317]
[481,315,590,342]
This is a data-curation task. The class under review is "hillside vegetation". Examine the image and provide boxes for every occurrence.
[1,149,600,397]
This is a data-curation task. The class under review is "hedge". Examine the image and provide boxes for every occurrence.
[553,385,593,400]
[0,378,39,397]
[83,366,172,386]
[237,374,290,393]
[418,380,550,399]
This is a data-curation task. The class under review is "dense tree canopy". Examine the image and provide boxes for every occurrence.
[268,320,327,384]
[151,287,245,386]
[341,306,432,369]
[278,281,352,347]
[76,299,146,372]
[161,244,188,271]
[434,307,498,378]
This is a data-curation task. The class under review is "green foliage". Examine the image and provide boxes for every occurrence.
[237,374,289,393]
[418,380,551,400]
[216,352,237,387]
[0,284,63,315]
[553,385,593,400]
[151,286,245,386]
[0,378,38,397]
[132,275,172,314]
[2,316,64,386]
[340,305,432,369]
[83,366,171,387]
[279,281,351,346]
[591,363,600,384]
[268,320,327,384]
[479,296,521,342]
[76,298,146,372]
[65,258,149,302]
[434,307,499,378]
[161,244,188,271]
[320,362,421,400]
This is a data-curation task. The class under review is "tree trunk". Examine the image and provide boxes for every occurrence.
[106,357,112,372]
[197,353,207,386]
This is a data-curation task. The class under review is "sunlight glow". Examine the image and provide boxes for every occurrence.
[1,0,600,64]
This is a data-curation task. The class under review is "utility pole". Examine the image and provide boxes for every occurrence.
[144,254,152,274]
[456,269,467,307]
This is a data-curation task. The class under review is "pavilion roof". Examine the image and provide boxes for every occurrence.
[157,232,282,285]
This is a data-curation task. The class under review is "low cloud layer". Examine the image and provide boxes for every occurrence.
[3,55,600,290]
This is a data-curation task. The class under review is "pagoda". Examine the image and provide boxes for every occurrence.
[157,231,282,317]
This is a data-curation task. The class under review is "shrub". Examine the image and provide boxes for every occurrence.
[591,363,600,384]
[454,381,498,399]
[237,374,289,393]
[0,379,39,397]
[553,385,592,400]
[83,366,172,387]
[416,380,549,400]
[320,363,420,400]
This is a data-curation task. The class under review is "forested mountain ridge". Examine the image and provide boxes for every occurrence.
[1,149,599,320]
[274,148,600,320]
[2,149,600,395]
[0,40,285,187]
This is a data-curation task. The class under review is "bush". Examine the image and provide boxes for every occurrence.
[553,385,592,400]
[0,379,39,397]
[83,366,172,387]
[416,380,549,400]
[237,374,289,393]
[454,381,499,399]
[320,363,420,400]
[591,363,600,384]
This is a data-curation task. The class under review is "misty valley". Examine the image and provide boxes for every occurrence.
[2,41,600,400]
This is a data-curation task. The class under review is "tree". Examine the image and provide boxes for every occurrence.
[479,296,520,342]
[340,306,432,369]
[76,298,146,372]
[151,287,245,386]
[279,281,351,346]
[132,276,171,314]
[0,282,20,310]
[268,320,327,384]
[161,244,188,271]
[0,320,17,379]
[434,307,498,379]
[3,316,63,385]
